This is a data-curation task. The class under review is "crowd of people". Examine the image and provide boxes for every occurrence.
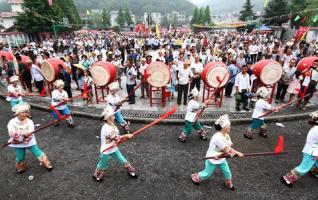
[1,30,318,189]
[1,31,318,110]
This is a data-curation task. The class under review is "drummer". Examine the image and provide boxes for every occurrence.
[106,81,131,134]
[51,79,75,128]
[6,75,24,110]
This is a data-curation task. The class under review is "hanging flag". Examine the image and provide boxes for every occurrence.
[155,23,160,38]
[264,0,269,8]
[301,16,307,23]
[86,10,90,16]
[48,0,53,6]
[294,26,310,43]
[294,15,300,22]
[313,15,318,23]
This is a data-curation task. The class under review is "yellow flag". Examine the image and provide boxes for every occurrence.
[156,23,160,38]
[264,0,269,7]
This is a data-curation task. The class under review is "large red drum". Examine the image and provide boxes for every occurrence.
[296,56,318,72]
[146,62,171,87]
[0,51,14,61]
[253,59,283,85]
[90,61,117,87]
[201,62,229,88]
[41,58,67,82]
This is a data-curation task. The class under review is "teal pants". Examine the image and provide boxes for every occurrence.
[250,118,265,130]
[198,160,232,180]
[15,145,44,162]
[97,149,128,170]
[9,99,24,109]
[183,120,202,135]
[295,153,318,176]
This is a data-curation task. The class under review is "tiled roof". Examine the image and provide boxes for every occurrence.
[0,12,18,18]
[8,0,23,4]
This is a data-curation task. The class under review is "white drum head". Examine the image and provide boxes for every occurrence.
[260,63,283,85]
[90,65,110,87]
[147,64,170,87]
[41,62,55,82]
[206,65,229,88]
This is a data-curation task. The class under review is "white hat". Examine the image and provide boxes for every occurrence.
[74,64,86,71]
[310,110,318,121]
[191,87,199,97]
[215,114,231,128]
[54,79,65,87]
[108,82,119,91]
[256,87,269,98]
[101,106,115,120]
[12,103,30,115]
[9,75,19,83]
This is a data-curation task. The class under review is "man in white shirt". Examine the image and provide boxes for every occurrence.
[190,55,203,91]
[30,57,44,94]
[177,60,193,105]
[235,65,250,111]
[125,60,137,104]
[248,41,258,63]
[139,58,149,98]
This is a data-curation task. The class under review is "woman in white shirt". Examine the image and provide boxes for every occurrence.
[51,80,75,127]
[191,115,244,190]
[7,103,53,173]
[281,111,318,187]
[6,75,24,109]
[178,88,207,142]
[93,106,136,182]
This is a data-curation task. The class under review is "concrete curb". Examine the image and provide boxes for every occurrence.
[0,92,313,124]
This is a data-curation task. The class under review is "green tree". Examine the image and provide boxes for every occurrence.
[124,7,132,25]
[289,0,309,28]
[15,0,80,34]
[305,0,318,26]
[239,0,255,21]
[116,7,125,27]
[204,6,211,24]
[191,7,199,25]
[101,8,111,27]
[264,0,289,26]
[199,7,205,24]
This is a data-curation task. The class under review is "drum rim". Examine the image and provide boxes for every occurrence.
[146,62,171,87]
[203,62,229,88]
[259,61,283,85]
[90,64,112,87]
[42,59,57,82]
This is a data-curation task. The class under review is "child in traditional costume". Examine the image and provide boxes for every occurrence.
[178,87,207,142]
[93,106,137,182]
[191,115,244,190]
[7,103,53,173]
[106,82,130,134]
[51,79,75,127]
[244,87,278,139]
[280,111,318,187]
[6,75,24,109]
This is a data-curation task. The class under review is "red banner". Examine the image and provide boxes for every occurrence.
[294,26,309,43]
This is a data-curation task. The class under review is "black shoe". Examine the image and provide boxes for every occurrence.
[127,171,138,178]
[128,102,135,105]
[236,108,241,112]
[243,107,250,111]
[259,132,268,138]
[280,176,293,188]
[226,96,232,98]
[280,99,286,103]
[93,175,104,182]
[275,100,280,104]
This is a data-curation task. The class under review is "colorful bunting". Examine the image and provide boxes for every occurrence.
[294,15,300,22]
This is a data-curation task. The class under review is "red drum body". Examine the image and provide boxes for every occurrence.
[296,56,318,72]
[201,62,229,88]
[146,62,171,87]
[41,58,67,82]
[90,61,117,87]
[253,60,283,85]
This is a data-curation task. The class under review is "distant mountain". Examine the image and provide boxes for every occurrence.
[189,0,267,14]
[74,0,195,16]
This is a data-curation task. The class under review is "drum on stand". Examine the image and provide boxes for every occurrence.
[201,62,229,88]
[296,56,318,72]
[253,59,283,85]
[41,58,68,82]
[145,62,171,88]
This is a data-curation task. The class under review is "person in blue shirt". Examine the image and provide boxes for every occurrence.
[225,60,239,98]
